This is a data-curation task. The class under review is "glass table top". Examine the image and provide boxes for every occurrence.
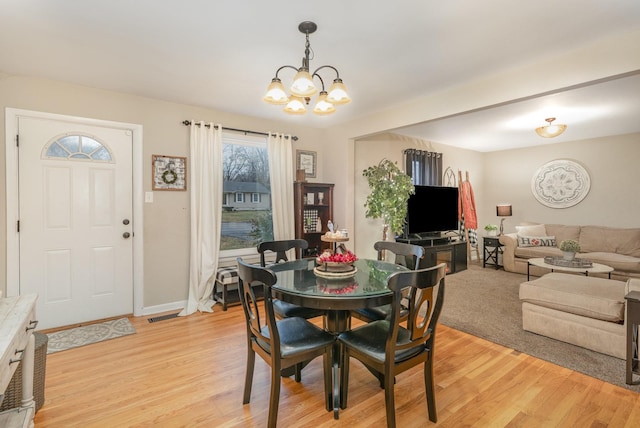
[270,258,407,300]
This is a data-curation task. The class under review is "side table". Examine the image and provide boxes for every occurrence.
[483,236,503,269]
[625,291,640,384]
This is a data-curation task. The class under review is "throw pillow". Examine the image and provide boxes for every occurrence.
[517,235,557,247]
[515,224,547,236]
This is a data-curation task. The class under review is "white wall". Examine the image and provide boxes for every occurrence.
[0,75,326,307]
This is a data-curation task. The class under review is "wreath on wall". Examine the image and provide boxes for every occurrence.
[162,169,178,184]
[152,155,187,191]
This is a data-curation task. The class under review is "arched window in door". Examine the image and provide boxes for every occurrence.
[43,134,113,162]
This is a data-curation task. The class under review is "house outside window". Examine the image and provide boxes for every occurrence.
[220,133,273,256]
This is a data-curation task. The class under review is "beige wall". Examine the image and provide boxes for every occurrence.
[483,132,640,231]
[0,75,326,307]
[2,28,639,313]
[324,28,640,248]
[352,132,640,262]
[352,134,484,260]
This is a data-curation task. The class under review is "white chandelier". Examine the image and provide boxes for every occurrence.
[263,21,351,116]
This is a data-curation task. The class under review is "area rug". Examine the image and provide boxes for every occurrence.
[440,264,640,392]
[47,318,136,354]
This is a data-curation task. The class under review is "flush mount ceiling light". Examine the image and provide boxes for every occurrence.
[263,21,350,116]
[535,117,567,138]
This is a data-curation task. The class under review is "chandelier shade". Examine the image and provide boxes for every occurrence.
[326,78,351,105]
[264,21,350,116]
[535,117,567,138]
[290,70,317,97]
[263,78,289,105]
[283,96,307,115]
[312,91,337,115]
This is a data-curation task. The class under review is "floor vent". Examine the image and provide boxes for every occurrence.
[148,313,180,323]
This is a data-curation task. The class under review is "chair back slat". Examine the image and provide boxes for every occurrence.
[374,241,425,269]
[386,263,446,351]
[257,239,309,267]
[236,258,280,348]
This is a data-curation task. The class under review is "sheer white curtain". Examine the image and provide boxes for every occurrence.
[267,132,296,254]
[180,121,223,316]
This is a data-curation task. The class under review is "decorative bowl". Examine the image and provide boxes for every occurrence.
[318,261,355,273]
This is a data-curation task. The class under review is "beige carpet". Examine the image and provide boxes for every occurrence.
[440,264,640,392]
[47,318,136,354]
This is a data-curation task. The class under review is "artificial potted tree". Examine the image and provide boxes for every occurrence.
[363,159,415,241]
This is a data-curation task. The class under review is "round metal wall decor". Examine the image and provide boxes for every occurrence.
[531,159,591,208]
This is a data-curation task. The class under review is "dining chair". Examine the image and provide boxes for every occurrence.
[338,263,446,427]
[236,258,335,428]
[351,240,426,323]
[257,239,325,320]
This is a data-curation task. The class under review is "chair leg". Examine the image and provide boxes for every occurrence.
[268,361,282,428]
[323,347,333,412]
[243,348,255,404]
[383,366,396,428]
[423,356,438,423]
[339,345,349,409]
[294,363,302,382]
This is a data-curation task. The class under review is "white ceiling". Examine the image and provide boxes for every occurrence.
[1,1,639,152]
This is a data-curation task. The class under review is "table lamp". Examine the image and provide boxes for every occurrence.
[496,204,512,235]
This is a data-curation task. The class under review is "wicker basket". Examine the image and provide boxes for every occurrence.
[0,332,48,412]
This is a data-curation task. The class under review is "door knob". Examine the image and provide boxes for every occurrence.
[123,232,131,239]
[123,219,130,225]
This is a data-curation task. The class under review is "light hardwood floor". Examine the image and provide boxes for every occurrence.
[34,305,640,427]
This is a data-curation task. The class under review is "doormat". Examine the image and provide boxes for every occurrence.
[47,318,136,354]
[148,312,180,323]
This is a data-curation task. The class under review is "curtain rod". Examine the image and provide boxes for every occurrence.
[182,120,298,141]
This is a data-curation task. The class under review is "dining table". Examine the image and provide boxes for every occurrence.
[269,258,408,418]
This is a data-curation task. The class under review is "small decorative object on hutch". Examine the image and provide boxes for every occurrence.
[294,182,334,257]
[152,155,187,191]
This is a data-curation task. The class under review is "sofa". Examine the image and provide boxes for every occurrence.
[520,273,640,359]
[500,224,640,281]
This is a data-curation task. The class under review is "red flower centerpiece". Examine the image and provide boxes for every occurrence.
[314,250,358,277]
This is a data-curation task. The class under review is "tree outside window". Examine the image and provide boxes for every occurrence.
[220,135,274,253]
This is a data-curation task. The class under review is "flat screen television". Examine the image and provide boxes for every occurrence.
[404,185,459,237]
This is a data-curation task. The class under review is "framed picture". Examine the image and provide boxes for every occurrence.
[152,155,187,191]
[296,150,317,178]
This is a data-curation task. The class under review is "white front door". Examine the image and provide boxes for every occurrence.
[17,115,134,329]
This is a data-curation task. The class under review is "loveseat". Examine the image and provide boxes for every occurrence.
[500,224,640,280]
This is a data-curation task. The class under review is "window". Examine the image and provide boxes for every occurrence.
[220,133,274,255]
[43,134,113,162]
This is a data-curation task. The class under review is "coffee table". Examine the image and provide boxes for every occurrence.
[527,257,613,280]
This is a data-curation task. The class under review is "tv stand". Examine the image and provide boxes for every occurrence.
[396,236,467,274]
